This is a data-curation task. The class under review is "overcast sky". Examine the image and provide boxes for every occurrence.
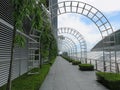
[58,0,120,51]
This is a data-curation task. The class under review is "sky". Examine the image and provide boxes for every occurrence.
[57,0,120,51]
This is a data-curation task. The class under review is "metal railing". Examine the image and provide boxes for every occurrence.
[86,58,120,73]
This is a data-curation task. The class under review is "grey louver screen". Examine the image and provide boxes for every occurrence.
[0,22,12,86]
[0,0,13,25]
[0,0,41,87]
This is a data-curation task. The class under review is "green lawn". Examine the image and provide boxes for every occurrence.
[0,58,56,90]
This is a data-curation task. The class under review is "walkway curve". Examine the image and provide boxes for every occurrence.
[39,56,108,90]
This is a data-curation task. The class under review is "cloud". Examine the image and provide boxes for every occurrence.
[57,0,120,51]
[58,13,102,50]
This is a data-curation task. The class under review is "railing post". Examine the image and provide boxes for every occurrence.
[90,59,91,64]
[104,61,106,72]
[85,58,87,64]
[95,60,97,70]
[110,60,112,72]
[116,63,119,73]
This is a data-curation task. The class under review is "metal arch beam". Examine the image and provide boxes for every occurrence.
[58,36,77,55]
[42,1,117,71]
[59,40,74,57]
[43,1,114,38]
[42,1,115,53]
[61,44,70,56]
[61,44,73,57]
[61,41,76,58]
[58,37,75,54]
[58,35,78,60]
[62,37,77,57]
[58,36,75,51]
[57,27,87,61]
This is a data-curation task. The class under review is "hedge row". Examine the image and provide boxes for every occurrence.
[72,60,81,65]
[62,56,74,62]
[62,56,94,71]
[79,64,94,71]
[96,72,120,90]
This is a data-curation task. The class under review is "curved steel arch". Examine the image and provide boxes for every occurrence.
[61,40,77,59]
[63,36,77,58]
[61,44,74,57]
[43,1,114,37]
[58,36,77,55]
[58,35,78,59]
[61,45,70,54]
[41,1,117,70]
[57,27,87,60]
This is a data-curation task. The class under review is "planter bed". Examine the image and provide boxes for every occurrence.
[79,64,94,71]
[72,60,81,65]
[0,58,56,90]
[96,72,120,90]
[62,56,74,63]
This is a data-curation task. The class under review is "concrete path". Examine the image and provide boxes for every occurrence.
[40,56,108,90]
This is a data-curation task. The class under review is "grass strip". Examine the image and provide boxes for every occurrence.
[0,58,56,90]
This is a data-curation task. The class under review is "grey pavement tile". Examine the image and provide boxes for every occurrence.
[40,56,109,90]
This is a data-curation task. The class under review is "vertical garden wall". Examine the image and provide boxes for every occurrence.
[0,0,57,88]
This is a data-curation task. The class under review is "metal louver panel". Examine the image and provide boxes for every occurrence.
[0,22,12,87]
[0,0,13,25]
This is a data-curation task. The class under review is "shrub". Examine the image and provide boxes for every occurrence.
[96,72,120,90]
[68,59,74,63]
[72,61,81,65]
[62,56,74,63]
[79,64,94,71]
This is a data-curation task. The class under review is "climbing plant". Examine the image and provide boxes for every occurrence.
[40,22,58,63]
[7,0,58,90]
[7,0,44,90]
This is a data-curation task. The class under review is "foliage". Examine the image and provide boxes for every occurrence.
[10,0,45,47]
[72,60,81,65]
[0,56,56,90]
[14,34,26,47]
[0,64,50,90]
[62,56,75,63]
[10,0,57,59]
[79,64,94,71]
[96,72,120,90]
[96,72,120,81]
[48,56,56,66]
[48,34,58,60]
[40,22,57,61]
[5,0,58,90]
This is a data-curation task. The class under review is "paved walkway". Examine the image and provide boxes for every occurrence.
[40,56,108,90]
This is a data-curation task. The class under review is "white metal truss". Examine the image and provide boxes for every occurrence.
[58,27,87,62]
[42,1,116,72]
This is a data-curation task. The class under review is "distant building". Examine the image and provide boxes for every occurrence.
[91,29,120,51]
[49,0,58,38]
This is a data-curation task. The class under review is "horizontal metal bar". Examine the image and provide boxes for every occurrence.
[28,48,39,50]
[30,34,40,38]
[0,18,37,42]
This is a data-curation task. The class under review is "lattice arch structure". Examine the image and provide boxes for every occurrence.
[46,1,114,37]
[57,27,87,60]
[42,1,116,71]
[58,35,77,59]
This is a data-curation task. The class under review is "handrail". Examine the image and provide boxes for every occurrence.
[86,58,120,73]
